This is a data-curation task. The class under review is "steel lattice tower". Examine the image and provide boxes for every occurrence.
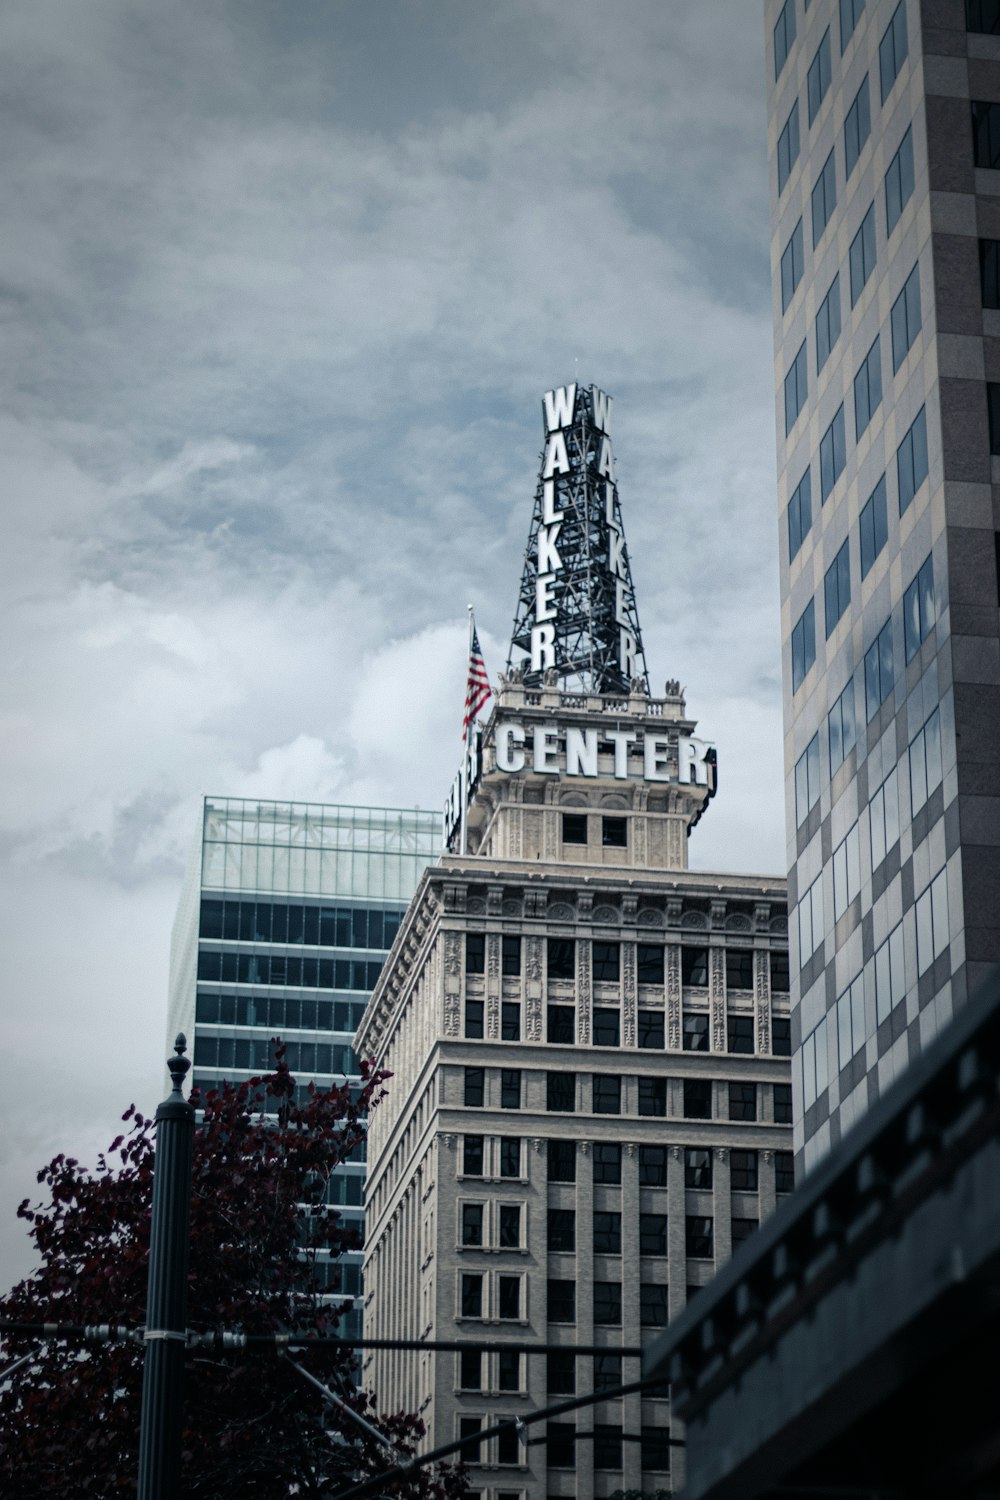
[506,382,649,696]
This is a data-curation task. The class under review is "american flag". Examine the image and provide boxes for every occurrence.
[463,624,492,738]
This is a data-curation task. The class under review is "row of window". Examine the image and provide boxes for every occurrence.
[196,950,383,991]
[774,0,906,111]
[458,1347,669,1404]
[193,1035,360,1076]
[458,1134,795,1191]
[190,1073,368,1123]
[467,1001,792,1051]
[497,938,786,988]
[195,992,367,1033]
[459,1417,670,1473]
[543,1204,761,1255]
[463,1067,792,1123]
[198,898,402,951]
[458,1269,678,1328]
[561,812,628,847]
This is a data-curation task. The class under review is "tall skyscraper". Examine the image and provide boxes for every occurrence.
[359,385,792,1500]
[168,795,440,1335]
[768,0,1000,1171]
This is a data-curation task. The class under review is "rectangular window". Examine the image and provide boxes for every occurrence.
[547,1279,576,1324]
[771,950,790,993]
[832,822,862,920]
[879,0,908,102]
[639,1076,667,1116]
[592,1075,621,1114]
[850,201,877,306]
[682,946,709,986]
[548,1207,575,1252]
[462,1203,484,1246]
[860,474,888,578]
[460,1349,482,1390]
[466,933,485,974]
[593,1210,622,1254]
[594,1353,623,1393]
[824,538,852,637]
[732,1217,759,1249]
[726,949,754,989]
[592,943,620,983]
[731,1149,759,1192]
[639,1145,667,1186]
[854,335,883,439]
[910,706,943,815]
[562,811,587,844]
[781,217,805,310]
[464,1068,485,1107]
[642,1425,672,1473]
[640,1284,669,1328]
[593,1281,623,1325]
[465,1000,484,1039]
[593,1006,620,1045]
[916,868,951,975]
[461,1273,483,1318]
[547,1139,575,1182]
[840,0,866,52]
[602,816,627,848]
[795,731,821,826]
[989,382,1000,454]
[869,765,900,870]
[815,273,841,374]
[499,1137,521,1178]
[828,678,857,776]
[546,1422,575,1468]
[820,404,846,501]
[547,938,575,979]
[865,618,895,719]
[844,74,871,176]
[459,1416,482,1461]
[903,553,936,662]
[463,1135,484,1175]
[778,102,801,195]
[885,125,915,235]
[501,1069,521,1109]
[812,148,837,247]
[773,1017,792,1055]
[808,28,832,123]
[788,465,812,562]
[501,1001,520,1041]
[547,1072,575,1112]
[640,1213,668,1256]
[683,1078,712,1120]
[968,0,1000,31]
[547,1003,574,1043]
[637,943,664,984]
[501,936,521,975]
[774,1082,793,1123]
[798,873,824,966]
[897,406,928,514]
[638,1009,665,1049]
[685,1147,713,1189]
[497,1348,521,1392]
[974,99,1000,169]
[728,1014,755,1054]
[891,262,922,372]
[686,1215,714,1258]
[775,1151,795,1193]
[499,1204,521,1248]
[980,237,1000,307]
[497,1274,521,1320]
[593,1143,622,1184]
[774,0,796,79]
[791,598,816,692]
[729,1082,757,1121]
[874,920,906,1023]
[784,340,809,435]
[547,1351,576,1395]
[836,973,867,1064]
[594,1424,624,1470]
[683,1012,709,1051]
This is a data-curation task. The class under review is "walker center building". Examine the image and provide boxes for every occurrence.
[357,385,793,1500]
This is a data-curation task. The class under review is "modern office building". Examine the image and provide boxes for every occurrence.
[168,796,441,1335]
[358,385,792,1500]
[769,0,1000,1172]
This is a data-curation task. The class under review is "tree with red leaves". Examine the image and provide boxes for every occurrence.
[0,1048,465,1500]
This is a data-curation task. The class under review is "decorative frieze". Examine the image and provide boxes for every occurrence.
[666,944,682,1050]
[754,947,771,1057]
[577,937,592,1044]
[622,941,637,1047]
[710,944,726,1052]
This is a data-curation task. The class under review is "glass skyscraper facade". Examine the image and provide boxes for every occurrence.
[168,796,441,1334]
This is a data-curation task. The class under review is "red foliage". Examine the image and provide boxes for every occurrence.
[0,1049,466,1500]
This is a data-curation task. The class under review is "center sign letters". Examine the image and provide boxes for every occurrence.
[494,721,714,786]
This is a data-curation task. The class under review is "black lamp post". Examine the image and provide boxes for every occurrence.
[137,1034,195,1500]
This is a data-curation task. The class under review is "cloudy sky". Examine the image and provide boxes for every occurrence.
[1,0,782,1286]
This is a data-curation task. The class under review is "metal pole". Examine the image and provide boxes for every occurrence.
[137,1034,195,1500]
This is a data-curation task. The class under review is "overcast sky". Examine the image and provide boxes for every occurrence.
[1,0,781,1286]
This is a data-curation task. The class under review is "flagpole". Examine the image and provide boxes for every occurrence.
[460,604,474,857]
